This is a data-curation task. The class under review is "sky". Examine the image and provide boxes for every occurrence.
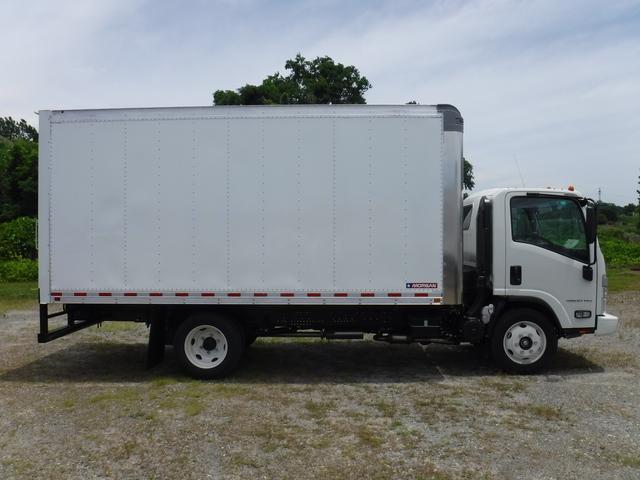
[2,0,639,205]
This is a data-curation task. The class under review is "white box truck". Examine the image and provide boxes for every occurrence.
[37,104,619,378]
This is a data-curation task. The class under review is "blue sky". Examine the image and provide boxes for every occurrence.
[2,0,639,204]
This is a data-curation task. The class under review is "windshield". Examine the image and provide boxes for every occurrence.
[510,196,588,262]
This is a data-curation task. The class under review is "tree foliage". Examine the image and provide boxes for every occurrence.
[0,116,38,142]
[215,58,475,189]
[214,54,371,106]
[0,216,37,260]
[0,118,38,222]
[463,158,474,191]
[0,259,38,282]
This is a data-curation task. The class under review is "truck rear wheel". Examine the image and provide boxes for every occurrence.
[491,308,557,374]
[174,314,245,379]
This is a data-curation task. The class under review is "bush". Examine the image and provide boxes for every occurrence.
[0,138,38,221]
[597,213,608,225]
[0,259,38,282]
[599,228,640,268]
[0,216,37,260]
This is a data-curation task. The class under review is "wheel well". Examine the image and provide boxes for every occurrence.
[497,299,562,334]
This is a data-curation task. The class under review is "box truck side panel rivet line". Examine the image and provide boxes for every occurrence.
[36,104,619,378]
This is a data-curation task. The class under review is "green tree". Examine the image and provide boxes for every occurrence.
[214,54,371,105]
[0,118,38,221]
[214,55,475,190]
[463,158,474,191]
[598,203,619,223]
[0,116,38,142]
[622,203,637,215]
[0,216,37,260]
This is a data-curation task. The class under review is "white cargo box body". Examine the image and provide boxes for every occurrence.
[38,105,463,306]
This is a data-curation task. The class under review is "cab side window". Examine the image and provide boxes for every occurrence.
[510,196,588,262]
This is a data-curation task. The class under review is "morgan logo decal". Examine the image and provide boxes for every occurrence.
[406,282,438,289]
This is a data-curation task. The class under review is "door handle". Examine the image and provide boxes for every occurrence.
[510,266,522,285]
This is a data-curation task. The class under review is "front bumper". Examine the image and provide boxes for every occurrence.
[595,312,620,336]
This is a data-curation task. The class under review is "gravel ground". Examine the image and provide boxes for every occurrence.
[0,294,638,480]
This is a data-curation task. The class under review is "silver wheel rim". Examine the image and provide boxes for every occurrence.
[503,321,547,365]
[184,325,228,369]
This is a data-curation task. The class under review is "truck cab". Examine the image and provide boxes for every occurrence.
[463,187,619,373]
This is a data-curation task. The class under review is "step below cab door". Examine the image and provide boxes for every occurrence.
[504,193,597,330]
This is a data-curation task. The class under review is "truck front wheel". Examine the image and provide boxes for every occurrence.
[174,314,245,379]
[491,308,557,374]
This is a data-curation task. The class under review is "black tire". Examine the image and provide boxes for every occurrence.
[490,308,558,374]
[174,314,245,379]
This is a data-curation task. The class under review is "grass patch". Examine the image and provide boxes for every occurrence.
[356,425,384,448]
[129,410,157,422]
[158,398,178,410]
[617,454,640,469]
[501,415,539,432]
[414,393,467,422]
[230,453,261,469]
[1,457,34,476]
[99,321,141,333]
[391,420,423,449]
[184,399,205,416]
[88,387,140,405]
[607,267,640,293]
[304,400,336,419]
[478,378,526,395]
[113,440,138,460]
[210,383,251,398]
[151,377,180,387]
[571,347,638,370]
[0,281,37,314]
[372,400,396,417]
[528,404,563,420]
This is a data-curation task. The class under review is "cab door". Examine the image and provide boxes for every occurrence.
[505,193,597,330]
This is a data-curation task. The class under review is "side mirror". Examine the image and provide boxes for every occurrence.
[586,205,597,244]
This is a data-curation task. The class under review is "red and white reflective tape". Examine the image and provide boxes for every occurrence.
[49,291,441,301]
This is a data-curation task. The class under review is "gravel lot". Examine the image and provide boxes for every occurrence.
[0,294,639,480]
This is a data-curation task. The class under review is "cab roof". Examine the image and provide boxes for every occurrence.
[464,187,583,204]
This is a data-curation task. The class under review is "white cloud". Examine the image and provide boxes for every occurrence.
[1,0,638,204]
